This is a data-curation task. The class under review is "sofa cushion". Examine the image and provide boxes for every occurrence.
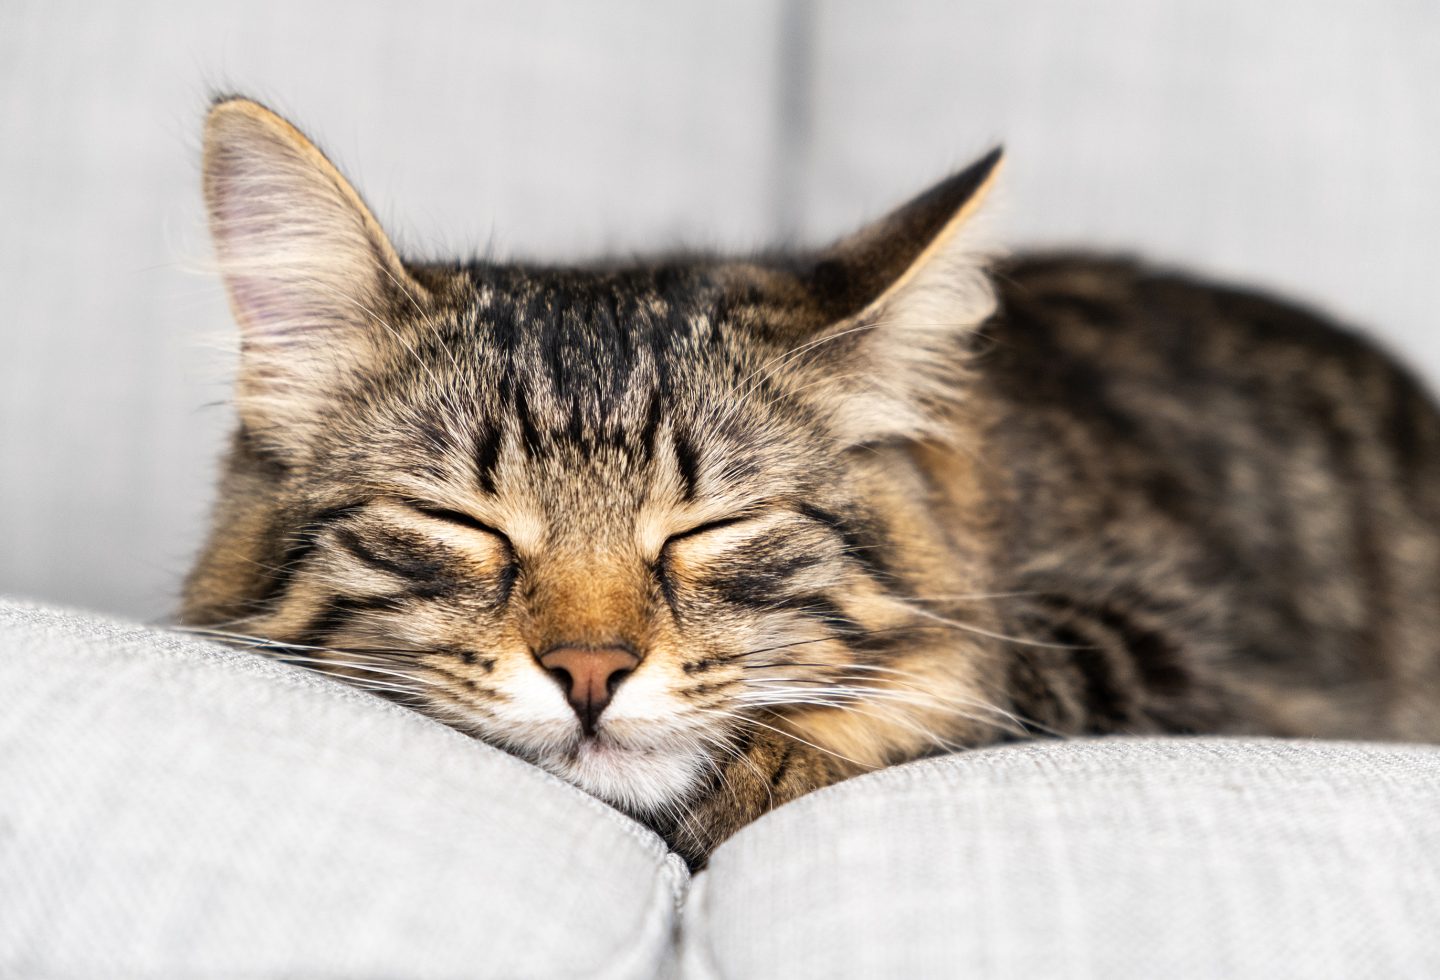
[0,599,686,979]
[682,737,1440,979]
[9,597,1440,978]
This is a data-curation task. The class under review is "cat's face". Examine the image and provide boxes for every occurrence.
[185,98,1003,816]
[241,272,909,812]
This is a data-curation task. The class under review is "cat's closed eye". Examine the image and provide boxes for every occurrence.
[406,501,511,545]
[662,514,758,550]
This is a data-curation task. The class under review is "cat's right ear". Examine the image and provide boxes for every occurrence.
[792,149,1003,445]
[203,97,427,451]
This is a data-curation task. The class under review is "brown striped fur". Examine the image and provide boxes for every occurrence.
[182,98,1440,867]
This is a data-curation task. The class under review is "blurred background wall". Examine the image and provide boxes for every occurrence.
[2,0,1437,619]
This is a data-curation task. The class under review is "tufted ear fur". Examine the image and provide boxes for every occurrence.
[203,97,428,451]
[799,148,1003,444]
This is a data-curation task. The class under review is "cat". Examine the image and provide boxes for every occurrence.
[181,96,1440,868]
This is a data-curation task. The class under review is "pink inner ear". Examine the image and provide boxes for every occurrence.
[214,190,282,236]
[208,155,372,341]
[227,274,298,339]
[202,101,415,445]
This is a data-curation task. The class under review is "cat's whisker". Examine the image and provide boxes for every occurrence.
[690,705,871,769]
[738,675,1012,719]
[652,788,711,855]
[319,645,439,661]
[731,628,915,661]
[294,666,424,696]
[739,687,992,749]
[187,626,447,690]
[730,611,1076,664]
[186,628,431,666]
[744,687,1028,740]
[329,679,425,698]
[904,590,1043,603]
[752,674,1062,739]
[733,652,1046,721]
[702,733,777,812]
[265,643,423,667]
[738,658,1057,732]
[272,657,427,684]
[174,625,336,652]
[898,603,1086,650]
[754,690,1025,742]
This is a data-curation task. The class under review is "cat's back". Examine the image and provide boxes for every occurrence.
[976,253,1440,740]
[988,253,1434,423]
[983,252,1440,493]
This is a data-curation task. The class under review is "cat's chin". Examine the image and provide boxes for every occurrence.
[544,735,709,816]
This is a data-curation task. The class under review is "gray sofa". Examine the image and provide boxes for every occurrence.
[3,597,1437,978]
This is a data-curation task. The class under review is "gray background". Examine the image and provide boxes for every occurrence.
[2,1,1437,619]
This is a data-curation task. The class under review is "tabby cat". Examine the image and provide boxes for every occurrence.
[182,97,1440,867]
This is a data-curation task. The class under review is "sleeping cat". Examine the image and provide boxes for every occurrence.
[182,97,1440,867]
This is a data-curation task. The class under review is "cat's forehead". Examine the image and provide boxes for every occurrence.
[462,264,723,350]
[448,268,700,411]
[445,261,817,377]
[344,262,825,522]
[420,264,789,435]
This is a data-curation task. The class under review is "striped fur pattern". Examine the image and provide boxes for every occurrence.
[183,99,1440,866]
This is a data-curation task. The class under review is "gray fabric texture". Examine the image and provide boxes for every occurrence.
[684,738,1440,980]
[0,599,687,980]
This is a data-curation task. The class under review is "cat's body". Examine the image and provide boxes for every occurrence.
[183,99,1440,866]
[983,255,1440,743]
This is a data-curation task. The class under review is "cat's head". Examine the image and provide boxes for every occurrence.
[185,97,1005,815]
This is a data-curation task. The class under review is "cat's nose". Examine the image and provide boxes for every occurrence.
[539,646,640,736]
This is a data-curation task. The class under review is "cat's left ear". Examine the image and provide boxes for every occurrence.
[799,148,1003,443]
[202,96,429,449]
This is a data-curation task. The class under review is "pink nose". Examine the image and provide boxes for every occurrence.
[539,647,640,736]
